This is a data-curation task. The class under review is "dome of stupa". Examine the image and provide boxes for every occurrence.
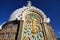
[9,1,50,23]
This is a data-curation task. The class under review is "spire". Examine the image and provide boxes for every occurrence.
[27,1,32,7]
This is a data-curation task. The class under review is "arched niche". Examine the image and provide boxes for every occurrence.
[23,10,44,40]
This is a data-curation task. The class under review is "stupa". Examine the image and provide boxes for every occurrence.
[0,1,57,40]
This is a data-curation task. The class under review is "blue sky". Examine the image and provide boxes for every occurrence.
[0,0,60,38]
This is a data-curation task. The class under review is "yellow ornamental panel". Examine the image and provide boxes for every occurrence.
[23,12,44,40]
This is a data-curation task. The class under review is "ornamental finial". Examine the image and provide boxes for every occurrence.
[27,1,32,7]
